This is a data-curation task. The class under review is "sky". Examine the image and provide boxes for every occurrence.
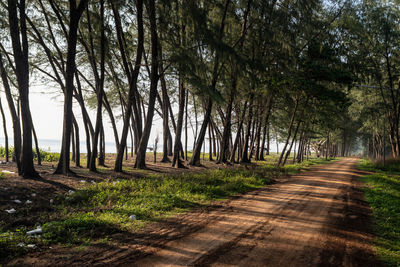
[0,83,281,154]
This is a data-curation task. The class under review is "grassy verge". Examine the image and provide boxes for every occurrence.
[358,159,400,266]
[0,157,336,262]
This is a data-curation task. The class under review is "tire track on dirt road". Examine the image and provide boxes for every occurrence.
[133,158,379,267]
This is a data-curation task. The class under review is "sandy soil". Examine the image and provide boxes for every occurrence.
[6,158,380,266]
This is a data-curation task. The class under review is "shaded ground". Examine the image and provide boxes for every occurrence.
[6,158,380,266]
[0,154,222,231]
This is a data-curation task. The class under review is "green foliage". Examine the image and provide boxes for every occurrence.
[32,149,60,162]
[358,159,400,266]
[0,147,59,162]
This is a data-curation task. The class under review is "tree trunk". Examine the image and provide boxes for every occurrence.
[113,0,144,172]
[277,95,300,167]
[134,0,159,169]
[230,101,248,163]
[89,0,106,172]
[8,0,38,178]
[0,54,19,166]
[241,94,254,163]
[0,99,9,162]
[55,0,89,175]
[72,114,80,167]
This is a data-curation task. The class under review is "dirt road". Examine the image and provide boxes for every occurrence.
[133,158,378,267]
[10,158,379,266]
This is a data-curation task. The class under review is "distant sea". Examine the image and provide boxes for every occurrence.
[0,137,118,153]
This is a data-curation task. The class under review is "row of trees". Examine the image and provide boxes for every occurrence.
[0,0,382,178]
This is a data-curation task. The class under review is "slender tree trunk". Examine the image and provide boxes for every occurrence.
[55,0,89,175]
[230,101,248,162]
[0,99,9,162]
[277,95,300,167]
[72,114,80,167]
[113,0,144,172]
[135,0,159,169]
[282,121,301,166]
[241,94,254,163]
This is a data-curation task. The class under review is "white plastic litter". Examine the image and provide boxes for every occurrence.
[25,200,32,204]
[129,215,137,220]
[17,242,25,247]
[27,244,37,249]
[26,226,42,235]
[80,180,87,183]
[68,190,75,195]
[49,199,54,204]
[5,208,16,214]
[12,199,22,204]
[2,170,15,174]
[31,193,37,197]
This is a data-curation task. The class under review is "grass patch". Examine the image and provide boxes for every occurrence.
[358,159,400,266]
[39,167,275,246]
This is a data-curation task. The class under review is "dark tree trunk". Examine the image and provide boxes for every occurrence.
[0,54,19,166]
[55,0,89,175]
[113,0,144,172]
[230,101,248,163]
[135,0,159,169]
[158,36,171,163]
[189,98,213,166]
[98,126,105,166]
[0,99,9,162]
[8,0,38,178]
[172,77,186,168]
[282,121,301,166]
[185,89,188,160]
[277,95,300,167]
[89,0,106,172]
[241,94,254,163]
[259,97,273,160]
[31,116,41,165]
[71,123,76,162]
[209,123,213,161]
[72,114,80,167]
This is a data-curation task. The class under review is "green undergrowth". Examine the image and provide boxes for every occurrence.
[257,157,338,175]
[358,159,400,266]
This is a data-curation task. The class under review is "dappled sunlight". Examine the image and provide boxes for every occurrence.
[131,158,377,266]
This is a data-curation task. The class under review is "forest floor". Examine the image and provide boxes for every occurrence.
[1,157,380,266]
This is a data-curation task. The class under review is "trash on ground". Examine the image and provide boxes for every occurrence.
[17,242,25,247]
[25,200,32,204]
[129,215,137,220]
[5,208,16,214]
[2,170,15,174]
[26,226,42,235]
[27,244,37,249]
[80,180,87,183]
[12,199,22,204]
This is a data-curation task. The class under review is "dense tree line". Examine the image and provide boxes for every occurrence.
[0,0,391,178]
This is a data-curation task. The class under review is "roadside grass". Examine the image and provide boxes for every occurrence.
[0,156,337,263]
[358,159,400,266]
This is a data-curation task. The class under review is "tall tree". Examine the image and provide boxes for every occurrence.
[7,0,37,178]
[55,0,89,175]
